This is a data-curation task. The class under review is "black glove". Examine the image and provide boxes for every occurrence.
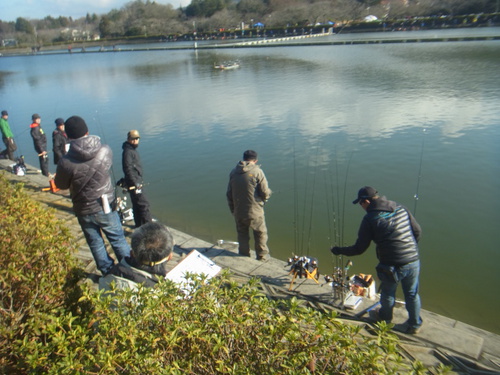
[331,246,342,255]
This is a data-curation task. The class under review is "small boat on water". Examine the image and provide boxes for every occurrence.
[214,61,240,70]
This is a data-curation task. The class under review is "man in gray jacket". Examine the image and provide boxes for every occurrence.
[55,116,130,275]
[227,150,272,260]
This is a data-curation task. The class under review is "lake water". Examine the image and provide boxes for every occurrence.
[1,28,499,334]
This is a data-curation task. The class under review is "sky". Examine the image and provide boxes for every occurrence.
[1,0,191,22]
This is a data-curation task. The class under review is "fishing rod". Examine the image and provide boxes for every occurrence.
[293,138,300,255]
[323,168,334,248]
[322,148,355,308]
[304,144,321,256]
[93,110,119,186]
[413,128,427,217]
[340,150,354,246]
[297,147,311,255]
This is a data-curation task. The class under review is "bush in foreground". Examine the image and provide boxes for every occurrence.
[0,174,451,374]
[0,172,82,372]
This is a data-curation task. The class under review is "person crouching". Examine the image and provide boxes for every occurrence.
[99,222,174,291]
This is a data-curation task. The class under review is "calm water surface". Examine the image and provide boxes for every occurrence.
[1,29,499,334]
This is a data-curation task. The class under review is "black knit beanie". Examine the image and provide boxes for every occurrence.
[65,116,89,139]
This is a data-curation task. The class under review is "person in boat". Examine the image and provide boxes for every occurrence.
[52,117,69,165]
[55,116,131,276]
[226,150,272,261]
[99,221,174,291]
[122,129,153,228]
[331,186,423,334]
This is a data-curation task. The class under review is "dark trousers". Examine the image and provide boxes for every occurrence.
[1,137,15,160]
[129,190,153,227]
[39,154,49,176]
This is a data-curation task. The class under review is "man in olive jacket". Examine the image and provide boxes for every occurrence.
[55,116,130,275]
[227,150,272,260]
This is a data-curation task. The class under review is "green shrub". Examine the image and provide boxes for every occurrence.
[0,172,81,372]
[16,272,451,374]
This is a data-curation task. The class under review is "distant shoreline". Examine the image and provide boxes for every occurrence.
[2,26,499,58]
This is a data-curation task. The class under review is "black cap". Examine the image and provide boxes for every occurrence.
[1,110,8,116]
[55,118,65,126]
[65,116,89,139]
[352,186,378,204]
[243,150,258,161]
[32,113,41,120]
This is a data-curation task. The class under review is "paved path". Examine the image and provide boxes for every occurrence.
[2,159,499,374]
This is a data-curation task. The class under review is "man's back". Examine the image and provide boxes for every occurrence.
[55,135,114,216]
[227,161,271,218]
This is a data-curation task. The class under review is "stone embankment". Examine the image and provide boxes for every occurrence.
[1,158,499,374]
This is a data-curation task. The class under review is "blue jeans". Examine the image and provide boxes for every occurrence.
[78,210,130,275]
[377,260,422,329]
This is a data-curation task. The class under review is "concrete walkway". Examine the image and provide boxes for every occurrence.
[2,158,499,374]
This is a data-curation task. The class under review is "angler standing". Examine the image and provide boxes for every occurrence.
[52,117,69,165]
[55,116,130,275]
[331,186,423,334]
[29,113,49,177]
[0,110,16,161]
[122,130,153,227]
[226,150,272,261]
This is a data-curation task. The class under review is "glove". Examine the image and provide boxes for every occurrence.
[331,246,342,255]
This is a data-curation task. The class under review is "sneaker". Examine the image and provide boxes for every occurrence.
[256,255,269,262]
[405,326,420,335]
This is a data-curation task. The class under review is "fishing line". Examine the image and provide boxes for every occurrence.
[413,128,426,217]
[94,110,118,185]
[9,118,26,160]
[324,168,333,246]
[340,150,354,246]
[292,137,299,255]
[299,149,311,255]
[305,143,321,256]
[335,151,341,245]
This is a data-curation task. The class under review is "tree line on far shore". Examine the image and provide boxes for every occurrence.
[0,0,498,48]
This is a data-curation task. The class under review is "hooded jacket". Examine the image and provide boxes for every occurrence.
[122,141,143,188]
[334,196,421,266]
[226,161,272,219]
[52,128,69,164]
[55,135,114,216]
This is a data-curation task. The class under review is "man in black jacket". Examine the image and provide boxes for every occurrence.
[331,186,423,334]
[55,116,130,275]
[122,130,153,227]
[30,113,49,176]
[52,117,69,165]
